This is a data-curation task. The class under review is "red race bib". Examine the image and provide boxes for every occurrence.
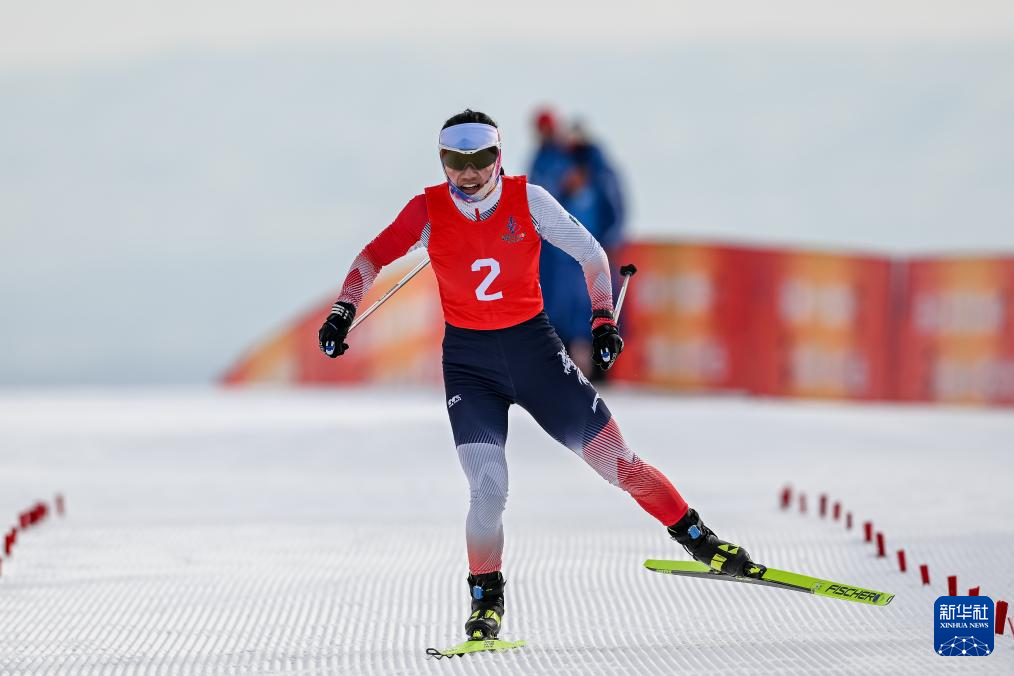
[425,176,543,330]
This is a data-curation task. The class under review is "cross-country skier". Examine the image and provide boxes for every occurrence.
[318,110,757,641]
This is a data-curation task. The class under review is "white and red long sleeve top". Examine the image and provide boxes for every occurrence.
[335,178,615,327]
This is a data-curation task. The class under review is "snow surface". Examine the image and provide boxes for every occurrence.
[0,387,1011,675]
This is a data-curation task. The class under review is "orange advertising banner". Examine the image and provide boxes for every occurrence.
[608,241,754,391]
[749,251,895,400]
[224,244,1013,407]
[895,257,1014,404]
[608,242,895,399]
[223,255,444,386]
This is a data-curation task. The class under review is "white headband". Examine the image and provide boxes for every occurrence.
[438,123,500,152]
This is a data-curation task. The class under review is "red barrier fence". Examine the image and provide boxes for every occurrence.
[223,242,1014,407]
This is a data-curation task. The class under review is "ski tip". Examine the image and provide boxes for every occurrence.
[643,558,677,570]
[644,558,711,572]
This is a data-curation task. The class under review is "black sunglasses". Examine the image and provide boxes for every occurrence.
[440,146,500,171]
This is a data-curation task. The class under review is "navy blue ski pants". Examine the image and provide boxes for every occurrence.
[441,311,687,574]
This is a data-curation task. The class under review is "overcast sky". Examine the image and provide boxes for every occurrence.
[4,1,1014,71]
[2,3,1013,386]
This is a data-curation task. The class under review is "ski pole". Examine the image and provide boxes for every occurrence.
[349,256,431,333]
[613,263,638,321]
[595,263,637,367]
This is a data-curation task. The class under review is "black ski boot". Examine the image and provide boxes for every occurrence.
[667,507,763,578]
[465,571,505,640]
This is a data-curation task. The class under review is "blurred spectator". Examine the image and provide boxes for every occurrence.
[530,111,626,379]
[529,108,572,200]
[566,120,625,257]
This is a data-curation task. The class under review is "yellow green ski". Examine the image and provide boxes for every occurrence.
[425,638,526,659]
[644,559,894,606]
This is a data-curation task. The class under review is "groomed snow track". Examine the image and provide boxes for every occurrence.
[0,388,1011,675]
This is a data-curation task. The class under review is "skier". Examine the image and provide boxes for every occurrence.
[318,110,757,641]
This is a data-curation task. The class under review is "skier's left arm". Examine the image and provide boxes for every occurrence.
[527,183,624,370]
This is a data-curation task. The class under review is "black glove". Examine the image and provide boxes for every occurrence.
[318,302,355,358]
[591,311,624,371]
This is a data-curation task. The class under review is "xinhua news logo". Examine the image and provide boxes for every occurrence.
[935,596,994,656]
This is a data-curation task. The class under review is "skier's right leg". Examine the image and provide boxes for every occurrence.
[443,324,515,638]
[457,438,509,639]
[456,441,509,576]
[445,381,512,638]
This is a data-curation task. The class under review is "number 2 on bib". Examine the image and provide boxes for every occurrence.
[472,258,503,301]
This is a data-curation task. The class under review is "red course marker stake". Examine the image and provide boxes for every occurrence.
[876,532,886,558]
[897,549,907,573]
[920,564,930,585]
[846,512,853,530]
[948,575,958,596]
[832,502,841,520]
[799,494,807,514]
[780,486,792,510]
[819,494,828,518]
[863,521,873,542]
[969,587,980,596]
[997,601,1010,635]
[56,493,65,516]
